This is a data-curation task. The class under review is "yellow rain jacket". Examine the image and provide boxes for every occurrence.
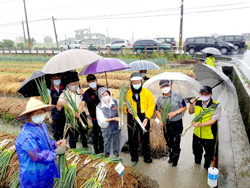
[124,87,155,120]
[205,57,216,68]
[194,99,219,139]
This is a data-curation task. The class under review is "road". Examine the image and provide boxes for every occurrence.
[226,49,250,81]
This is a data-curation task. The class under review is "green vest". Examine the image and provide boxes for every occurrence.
[194,99,219,139]
[206,57,216,67]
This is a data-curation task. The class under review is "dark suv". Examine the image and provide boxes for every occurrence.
[155,37,176,46]
[184,36,235,55]
[133,39,171,52]
[217,35,246,50]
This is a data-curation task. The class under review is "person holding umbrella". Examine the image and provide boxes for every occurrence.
[204,53,216,68]
[15,98,67,188]
[139,70,149,82]
[125,72,155,166]
[78,74,104,154]
[189,86,221,170]
[155,80,187,167]
[47,74,66,141]
[57,71,88,149]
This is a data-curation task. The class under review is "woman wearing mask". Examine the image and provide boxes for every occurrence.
[124,72,155,166]
[96,87,121,157]
[57,71,88,148]
[155,80,187,167]
[15,98,67,188]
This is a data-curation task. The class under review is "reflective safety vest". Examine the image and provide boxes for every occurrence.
[205,57,216,68]
[194,99,219,139]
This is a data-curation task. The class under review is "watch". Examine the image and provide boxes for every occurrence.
[177,111,180,114]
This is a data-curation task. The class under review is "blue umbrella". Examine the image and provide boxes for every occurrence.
[125,60,160,71]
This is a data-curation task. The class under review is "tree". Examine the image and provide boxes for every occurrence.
[26,37,36,47]
[16,43,28,48]
[44,36,53,43]
[0,39,15,48]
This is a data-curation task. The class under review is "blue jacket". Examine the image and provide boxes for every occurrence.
[15,122,60,188]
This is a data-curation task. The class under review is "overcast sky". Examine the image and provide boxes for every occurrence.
[0,0,249,43]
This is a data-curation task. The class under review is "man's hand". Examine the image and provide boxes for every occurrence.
[142,118,148,127]
[113,117,119,121]
[55,139,67,148]
[75,112,80,118]
[56,105,62,111]
[160,121,164,127]
[190,98,197,106]
[168,112,177,120]
[191,122,201,127]
[79,89,84,95]
[61,100,68,106]
[128,109,133,115]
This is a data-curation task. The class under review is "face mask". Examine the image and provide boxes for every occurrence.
[161,87,171,94]
[200,95,210,102]
[89,82,97,89]
[70,85,78,91]
[140,73,146,78]
[133,83,141,90]
[101,95,110,103]
[53,79,61,86]
[31,113,46,124]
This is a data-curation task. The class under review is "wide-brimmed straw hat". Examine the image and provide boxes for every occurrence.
[17,98,55,120]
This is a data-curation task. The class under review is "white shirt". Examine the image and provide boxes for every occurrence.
[96,99,117,128]
[58,87,85,112]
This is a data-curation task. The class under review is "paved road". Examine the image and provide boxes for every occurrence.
[226,49,250,81]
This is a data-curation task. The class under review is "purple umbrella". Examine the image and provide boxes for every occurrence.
[79,58,130,88]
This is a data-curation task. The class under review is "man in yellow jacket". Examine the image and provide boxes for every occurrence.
[189,86,221,170]
[125,72,155,166]
[205,53,216,68]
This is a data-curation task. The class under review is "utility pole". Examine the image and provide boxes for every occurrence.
[179,0,184,49]
[52,16,59,47]
[132,31,134,43]
[22,20,26,45]
[23,0,31,49]
[89,28,91,45]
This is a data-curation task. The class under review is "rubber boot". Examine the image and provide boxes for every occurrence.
[168,148,173,163]
[172,154,180,167]
[204,159,211,170]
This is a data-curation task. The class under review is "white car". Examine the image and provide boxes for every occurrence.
[106,39,131,48]
[60,40,86,50]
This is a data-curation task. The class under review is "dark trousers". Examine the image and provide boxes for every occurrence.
[128,124,152,163]
[52,117,66,141]
[192,134,215,167]
[68,112,88,148]
[92,121,104,154]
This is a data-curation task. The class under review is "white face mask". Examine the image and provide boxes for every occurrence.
[101,95,110,103]
[161,87,171,94]
[89,82,97,89]
[140,73,146,78]
[70,85,78,91]
[53,79,61,86]
[132,83,141,90]
[31,113,46,124]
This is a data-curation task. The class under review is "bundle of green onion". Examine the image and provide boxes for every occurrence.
[54,153,67,188]
[0,139,10,153]
[182,103,217,136]
[118,83,129,129]
[103,156,122,164]
[160,100,173,134]
[72,148,93,155]
[35,77,50,105]
[8,171,20,188]
[82,153,105,168]
[80,167,107,188]
[0,145,16,181]
[64,155,81,188]
[125,98,147,132]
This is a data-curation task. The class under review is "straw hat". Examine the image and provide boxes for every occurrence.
[17,98,55,120]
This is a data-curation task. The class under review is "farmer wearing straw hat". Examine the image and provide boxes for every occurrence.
[15,98,67,188]
[189,86,221,170]
[125,72,155,166]
[155,79,187,167]
[57,71,88,149]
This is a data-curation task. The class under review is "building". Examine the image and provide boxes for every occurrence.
[15,36,25,44]
[75,29,106,45]
[242,33,250,41]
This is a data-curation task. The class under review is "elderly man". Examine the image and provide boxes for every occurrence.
[189,86,221,170]
[125,72,155,166]
[155,80,187,167]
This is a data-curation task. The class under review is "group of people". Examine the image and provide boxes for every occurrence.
[14,69,221,187]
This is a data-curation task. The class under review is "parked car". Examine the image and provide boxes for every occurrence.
[155,37,176,46]
[216,35,246,50]
[133,39,171,52]
[184,36,235,55]
[105,39,131,48]
[60,40,86,50]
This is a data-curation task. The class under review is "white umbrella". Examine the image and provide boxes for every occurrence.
[125,60,160,71]
[143,72,202,99]
[201,47,222,56]
[194,64,238,112]
[41,49,102,74]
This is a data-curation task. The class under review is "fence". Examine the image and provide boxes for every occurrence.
[0,45,187,55]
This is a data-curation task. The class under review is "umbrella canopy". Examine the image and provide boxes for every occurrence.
[79,58,130,75]
[201,47,222,56]
[125,60,160,71]
[194,63,238,111]
[143,72,202,99]
[41,49,102,74]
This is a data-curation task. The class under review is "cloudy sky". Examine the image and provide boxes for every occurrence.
[0,0,249,43]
